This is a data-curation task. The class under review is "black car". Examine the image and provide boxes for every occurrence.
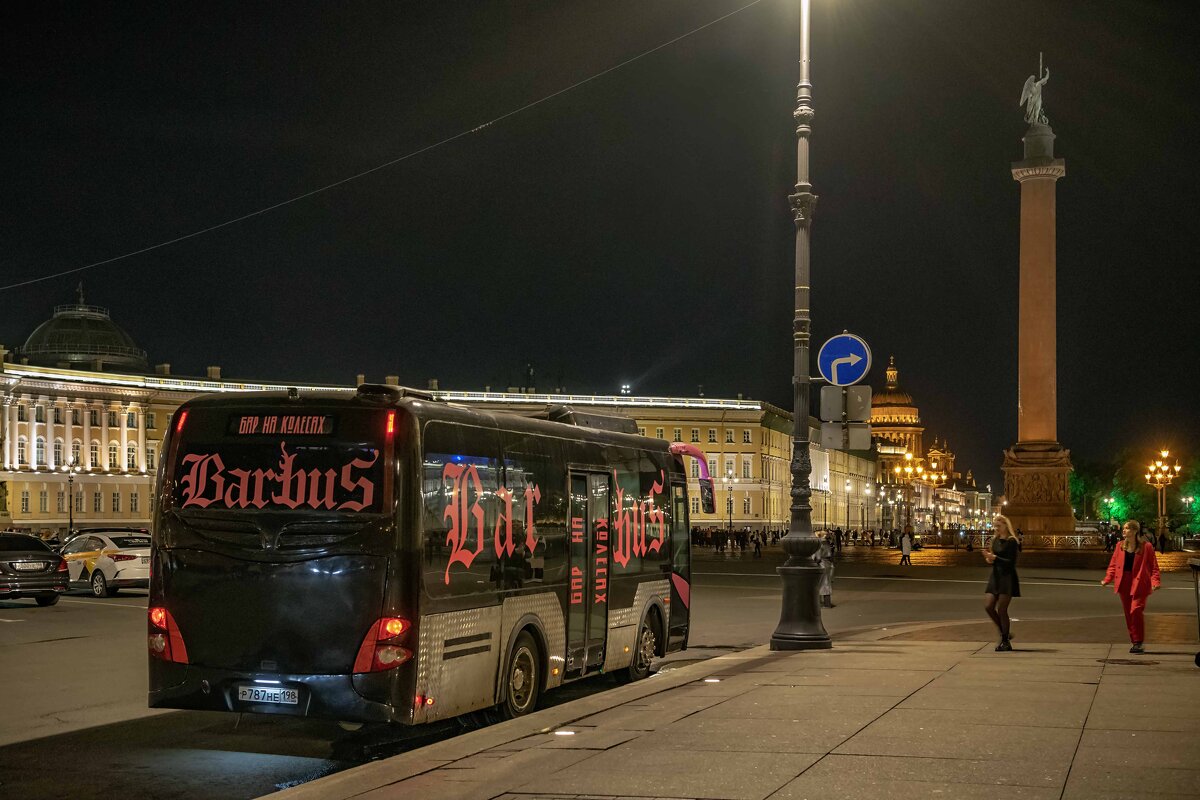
[0,533,70,606]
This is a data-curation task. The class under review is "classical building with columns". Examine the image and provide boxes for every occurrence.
[1,297,876,535]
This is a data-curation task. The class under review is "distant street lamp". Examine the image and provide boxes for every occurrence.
[1145,450,1182,550]
[62,459,82,536]
[722,469,739,537]
[1183,495,1196,535]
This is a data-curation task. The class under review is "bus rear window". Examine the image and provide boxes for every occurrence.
[168,408,388,514]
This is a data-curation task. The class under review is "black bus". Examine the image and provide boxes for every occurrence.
[148,385,713,725]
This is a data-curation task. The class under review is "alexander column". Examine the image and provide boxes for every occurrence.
[1002,57,1075,545]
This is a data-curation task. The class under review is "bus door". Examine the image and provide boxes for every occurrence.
[667,481,691,649]
[566,472,610,676]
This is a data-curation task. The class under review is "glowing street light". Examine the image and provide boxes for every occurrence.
[1146,450,1182,549]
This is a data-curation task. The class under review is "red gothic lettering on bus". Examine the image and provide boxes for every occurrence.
[594,517,609,604]
[178,443,378,512]
[179,453,226,508]
[442,463,485,584]
[523,484,542,552]
[494,486,516,559]
[611,470,667,569]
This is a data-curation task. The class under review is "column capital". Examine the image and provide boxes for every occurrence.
[789,190,818,229]
[1011,158,1065,182]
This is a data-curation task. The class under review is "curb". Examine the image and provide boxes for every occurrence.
[267,645,775,800]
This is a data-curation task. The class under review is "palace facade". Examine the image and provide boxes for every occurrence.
[2,298,876,535]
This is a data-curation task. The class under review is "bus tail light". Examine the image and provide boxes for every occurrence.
[148,606,189,664]
[353,617,412,673]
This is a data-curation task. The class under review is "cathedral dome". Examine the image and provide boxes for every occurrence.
[19,290,148,372]
[871,355,914,408]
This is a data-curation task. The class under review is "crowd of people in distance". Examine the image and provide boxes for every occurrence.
[690,526,779,557]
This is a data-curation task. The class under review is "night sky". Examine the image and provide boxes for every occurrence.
[3,0,1198,488]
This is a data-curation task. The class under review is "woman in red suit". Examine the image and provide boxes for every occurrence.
[1101,520,1161,654]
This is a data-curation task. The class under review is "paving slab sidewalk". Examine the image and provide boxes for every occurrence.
[269,633,1200,800]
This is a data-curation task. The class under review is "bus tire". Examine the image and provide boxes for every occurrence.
[617,612,660,684]
[501,631,541,719]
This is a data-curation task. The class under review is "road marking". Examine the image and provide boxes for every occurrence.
[0,618,26,623]
[695,572,1191,591]
[59,598,147,609]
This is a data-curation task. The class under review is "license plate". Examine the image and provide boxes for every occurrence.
[14,562,45,571]
[140,556,150,565]
[237,686,299,705]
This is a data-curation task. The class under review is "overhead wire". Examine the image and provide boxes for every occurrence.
[1,0,768,293]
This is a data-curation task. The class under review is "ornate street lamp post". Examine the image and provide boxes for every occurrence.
[63,459,82,537]
[1145,450,1181,551]
[772,0,830,651]
[722,469,739,537]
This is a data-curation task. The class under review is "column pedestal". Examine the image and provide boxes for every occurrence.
[1002,441,1075,546]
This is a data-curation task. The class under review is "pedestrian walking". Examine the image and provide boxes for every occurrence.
[899,527,913,566]
[753,533,762,558]
[1100,519,1161,654]
[818,532,835,608]
[983,514,1021,652]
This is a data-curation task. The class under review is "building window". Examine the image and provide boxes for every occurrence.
[53,439,63,464]
[53,407,63,424]
[72,408,81,425]
[127,412,137,428]
[89,441,99,468]
[638,427,645,437]
[39,491,48,513]
[127,444,138,469]
[108,411,118,428]
[743,430,751,444]
[708,458,717,477]
[89,409,99,426]
[131,492,140,514]
[673,428,682,442]
[742,459,752,479]
[112,492,121,513]
[72,440,82,463]
[147,446,156,471]
[708,429,716,443]
[725,429,734,443]
[743,497,752,515]
[75,492,84,513]
[691,497,699,514]
[17,438,26,465]
[109,443,119,470]
[724,459,734,477]
[146,412,156,430]
[17,405,26,422]
[35,406,45,423]
[690,428,699,443]
[21,491,29,513]
[690,460,699,478]
[35,437,45,465]
[93,492,102,513]
[655,427,664,439]
[56,492,65,513]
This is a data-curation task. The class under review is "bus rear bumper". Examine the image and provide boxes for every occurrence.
[149,662,409,724]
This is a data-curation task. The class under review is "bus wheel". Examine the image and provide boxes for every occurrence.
[618,616,658,684]
[501,631,541,719]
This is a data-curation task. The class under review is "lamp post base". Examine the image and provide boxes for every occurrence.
[769,562,832,650]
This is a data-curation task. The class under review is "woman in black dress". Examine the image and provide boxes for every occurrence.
[983,514,1021,651]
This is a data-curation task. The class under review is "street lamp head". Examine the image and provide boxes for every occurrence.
[1160,449,1170,459]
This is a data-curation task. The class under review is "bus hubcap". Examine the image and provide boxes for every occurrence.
[638,628,656,668]
[510,648,533,708]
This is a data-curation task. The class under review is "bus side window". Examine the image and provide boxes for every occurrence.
[500,433,567,588]
[420,422,501,598]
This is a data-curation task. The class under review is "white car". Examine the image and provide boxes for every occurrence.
[60,532,152,597]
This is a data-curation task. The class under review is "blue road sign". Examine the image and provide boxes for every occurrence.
[817,333,872,386]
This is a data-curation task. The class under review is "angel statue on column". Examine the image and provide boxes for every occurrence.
[1020,60,1050,126]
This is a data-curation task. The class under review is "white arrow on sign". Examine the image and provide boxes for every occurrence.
[830,353,862,382]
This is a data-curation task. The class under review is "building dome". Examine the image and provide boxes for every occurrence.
[18,289,148,372]
[871,355,914,407]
